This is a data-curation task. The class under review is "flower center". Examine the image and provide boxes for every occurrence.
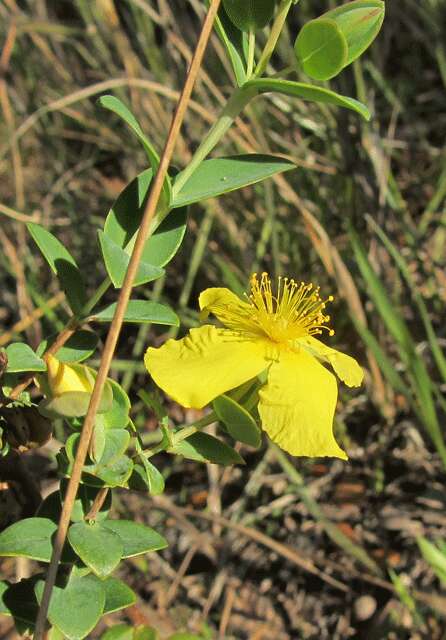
[246,272,334,343]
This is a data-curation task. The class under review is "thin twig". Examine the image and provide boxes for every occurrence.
[33,3,221,636]
[85,487,109,521]
[0,202,40,223]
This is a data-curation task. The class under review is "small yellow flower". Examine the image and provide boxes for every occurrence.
[145,273,363,459]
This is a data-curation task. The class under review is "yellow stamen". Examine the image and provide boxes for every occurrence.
[207,273,334,343]
[246,273,334,342]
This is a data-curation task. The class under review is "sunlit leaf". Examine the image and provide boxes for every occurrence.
[28,222,87,314]
[35,575,105,640]
[5,343,46,373]
[90,300,179,326]
[173,154,295,207]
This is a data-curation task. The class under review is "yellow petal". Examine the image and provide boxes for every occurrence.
[46,355,93,396]
[198,287,251,325]
[301,336,363,388]
[258,348,347,459]
[145,325,268,409]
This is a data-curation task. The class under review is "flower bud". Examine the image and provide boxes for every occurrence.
[46,355,93,397]
[222,0,276,32]
[38,355,112,418]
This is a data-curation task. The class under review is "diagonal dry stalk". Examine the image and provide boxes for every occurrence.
[33,1,222,636]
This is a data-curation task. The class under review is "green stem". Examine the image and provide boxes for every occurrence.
[172,411,218,445]
[171,86,255,197]
[254,0,295,78]
[80,277,111,318]
[247,29,256,78]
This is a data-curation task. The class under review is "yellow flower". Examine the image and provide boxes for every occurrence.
[145,273,363,459]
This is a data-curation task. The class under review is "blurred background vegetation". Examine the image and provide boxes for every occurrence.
[1,0,446,638]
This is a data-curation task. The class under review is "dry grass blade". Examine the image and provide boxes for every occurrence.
[0,202,40,223]
[153,495,349,593]
[32,2,222,637]
[0,292,64,347]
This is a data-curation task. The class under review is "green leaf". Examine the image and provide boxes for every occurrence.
[38,378,113,418]
[96,429,130,465]
[35,574,105,640]
[103,169,187,268]
[294,18,348,81]
[38,330,98,363]
[101,625,134,640]
[98,231,164,289]
[68,521,123,577]
[95,379,131,430]
[171,432,245,466]
[0,517,56,562]
[5,343,46,373]
[222,0,276,31]
[98,95,171,211]
[91,422,106,462]
[245,78,370,120]
[209,0,247,85]
[136,457,165,495]
[144,459,165,495]
[102,577,137,614]
[91,455,134,488]
[102,520,168,558]
[90,300,179,326]
[80,429,133,488]
[98,96,159,171]
[388,569,424,626]
[27,222,87,314]
[172,154,295,208]
[0,578,39,625]
[128,464,152,492]
[213,395,261,447]
[134,628,159,640]
[63,430,133,488]
[323,0,385,66]
[417,537,446,585]
[39,391,92,418]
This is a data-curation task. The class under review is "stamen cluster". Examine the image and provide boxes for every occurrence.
[247,272,334,343]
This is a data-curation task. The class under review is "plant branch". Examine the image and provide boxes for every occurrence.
[254,0,294,78]
[85,487,109,521]
[171,85,255,197]
[33,2,222,636]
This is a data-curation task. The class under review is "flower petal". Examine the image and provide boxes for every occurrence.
[198,287,251,324]
[258,349,347,459]
[301,336,363,388]
[145,325,268,409]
